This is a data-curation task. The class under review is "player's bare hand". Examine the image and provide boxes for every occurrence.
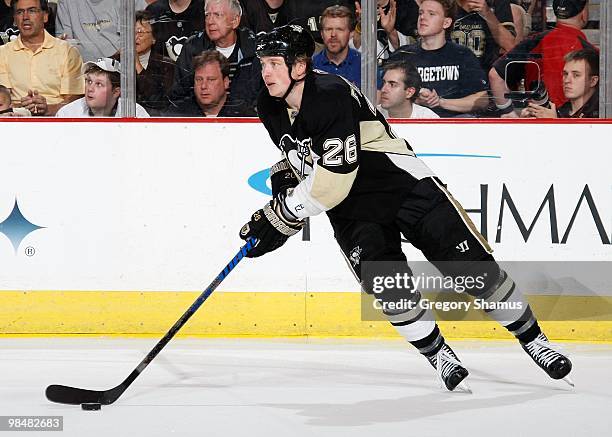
[380,0,397,34]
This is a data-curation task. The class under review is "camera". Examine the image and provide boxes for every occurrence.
[506,80,551,109]
[503,53,551,109]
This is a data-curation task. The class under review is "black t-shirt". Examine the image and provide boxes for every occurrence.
[557,91,599,118]
[451,0,515,72]
[239,0,289,33]
[146,0,204,60]
[391,42,489,118]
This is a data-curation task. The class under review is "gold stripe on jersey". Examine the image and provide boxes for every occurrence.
[432,178,493,254]
[359,120,415,156]
[310,165,358,210]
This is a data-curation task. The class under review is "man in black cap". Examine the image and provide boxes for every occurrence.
[488,0,596,116]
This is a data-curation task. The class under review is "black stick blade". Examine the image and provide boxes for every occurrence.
[46,384,121,405]
[46,384,105,405]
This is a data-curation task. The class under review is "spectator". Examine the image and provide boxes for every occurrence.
[55,0,120,62]
[390,0,489,118]
[132,10,174,114]
[168,0,260,110]
[283,0,354,45]
[520,48,599,118]
[452,0,516,72]
[352,0,419,61]
[489,0,596,117]
[56,57,149,117]
[0,0,83,115]
[165,49,253,116]
[313,5,360,87]
[378,60,439,118]
[146,0,204,61]
[0,83,30,115]
[239,0,288,33]
[2,0,55,45]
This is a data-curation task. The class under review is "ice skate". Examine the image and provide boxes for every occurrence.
[427,343,470,392]
[521,333,574,387]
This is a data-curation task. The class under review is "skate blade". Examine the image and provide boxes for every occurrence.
[454,380,472,394]
[562,375,575,388]
[438,380,472,394]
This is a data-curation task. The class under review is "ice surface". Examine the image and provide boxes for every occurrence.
[1,338,610,437]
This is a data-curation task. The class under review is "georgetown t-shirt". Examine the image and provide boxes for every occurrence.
[391,42,489,118]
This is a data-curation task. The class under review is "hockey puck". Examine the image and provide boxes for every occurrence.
[81,403,102,411]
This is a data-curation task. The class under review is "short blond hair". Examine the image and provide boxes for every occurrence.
[321,5,355,30]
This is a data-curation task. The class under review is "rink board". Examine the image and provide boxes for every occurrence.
[0,120,611,340]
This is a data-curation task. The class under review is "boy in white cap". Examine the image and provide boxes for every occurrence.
[57,57,149,117]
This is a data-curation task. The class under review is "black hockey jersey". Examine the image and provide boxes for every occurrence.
[451,0,515,72]
[146,0,205,60]
[257,72,436,223]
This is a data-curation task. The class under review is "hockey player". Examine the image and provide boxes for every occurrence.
[239,24,573,391]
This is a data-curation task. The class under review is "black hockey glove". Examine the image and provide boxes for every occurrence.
[239,197,304,258]
[270,159,299,198]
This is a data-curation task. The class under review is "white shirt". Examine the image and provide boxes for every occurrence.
[377,103,440,119]
[139,51,151,70]
[216,43,236,60]
[56,97,150,117]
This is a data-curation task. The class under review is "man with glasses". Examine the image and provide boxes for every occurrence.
[0,0,83,115]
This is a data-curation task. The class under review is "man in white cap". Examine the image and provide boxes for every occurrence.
[56,57,149,117]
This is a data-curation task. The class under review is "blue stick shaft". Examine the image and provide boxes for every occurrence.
[120,237,257,395]
[46,237,258,406]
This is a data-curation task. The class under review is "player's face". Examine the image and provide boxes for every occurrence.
[205,1,240,44]
[13,0,48,39]
[85,73,119,113]
[562,59,597,100]
[135,19,155,55]
[260,56,291,98]
[418,1,451,37]
[194,62,229,107]
[380,69,414,110]
[321,16,352,56]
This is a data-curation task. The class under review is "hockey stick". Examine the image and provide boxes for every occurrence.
[45,237,257,406]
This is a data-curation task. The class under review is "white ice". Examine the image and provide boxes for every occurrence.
[1,338,610,437]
